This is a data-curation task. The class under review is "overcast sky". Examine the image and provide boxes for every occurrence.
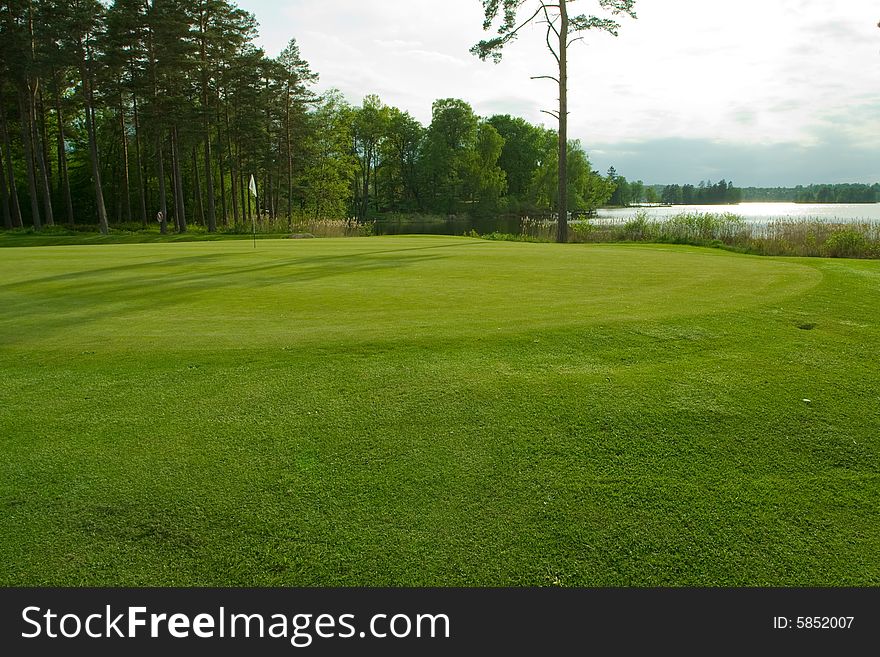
[238,0,879,187]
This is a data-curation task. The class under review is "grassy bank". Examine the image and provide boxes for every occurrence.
[1,236,878,586]
[490,211,880,258]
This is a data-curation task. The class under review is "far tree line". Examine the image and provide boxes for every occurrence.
[640,182,879,206]
[657,180,743,206]
[740,184,880,204]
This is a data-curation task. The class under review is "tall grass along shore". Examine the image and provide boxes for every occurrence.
[488,211,880,259]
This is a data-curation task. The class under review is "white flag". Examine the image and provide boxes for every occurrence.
[248,174,257,198]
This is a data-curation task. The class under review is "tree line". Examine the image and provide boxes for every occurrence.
[741,184,880,204]
[658,180,743,205]
[0,0,625,234]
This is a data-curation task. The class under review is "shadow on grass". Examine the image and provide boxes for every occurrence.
[0,241,474,344]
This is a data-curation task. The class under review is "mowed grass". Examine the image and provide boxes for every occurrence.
[1,236,878,586]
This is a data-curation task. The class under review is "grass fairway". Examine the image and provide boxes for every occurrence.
[1,236,878,586]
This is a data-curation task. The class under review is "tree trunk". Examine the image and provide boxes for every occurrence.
[170,125,187,232]
[29,97,53,227]
[274,136,283,220]
[362,150,370,221]
[132,92,148,227]
[239,163,247,226]
[224,99,239,225]
[118,101,132,224]
[23,3,51,227]
[52,70,75,227]
[203,133,217,231]
[192,144,204,226]
[157,135,168,234]
[17,89,41,229]
[216,103,228,226]
[374,152,382,214]
[0,141,10,229]
[197,9,217,231]
[81,64,108,234]
[39,89,51,184]
[263,170,269,220]
[200,64,217,231]
[169,132,180,231]
[556,3,568,243]
[0,93,23,228]
[285,82,293,229]
[269,171,275,220]
[245,172,251,223]
[36,84,54,226]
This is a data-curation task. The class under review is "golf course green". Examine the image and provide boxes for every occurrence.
[1,236,877,585]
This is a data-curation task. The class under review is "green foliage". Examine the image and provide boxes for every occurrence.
[487,114,546,204]
[298,90,355,219]
[530,139,613,214]
[823,229,868,258]
[462,122,507,215]
[620,211,654,241]
[351,94,392,220]
[379,108,424,213]
[422,98,479,214]
[480,231,545,242]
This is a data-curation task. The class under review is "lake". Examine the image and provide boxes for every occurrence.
[373,203,880,236]
[596,203,880,225]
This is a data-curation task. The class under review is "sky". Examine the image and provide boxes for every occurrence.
[237,0,880,187]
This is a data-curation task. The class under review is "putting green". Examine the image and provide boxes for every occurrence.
[0,236,820,350]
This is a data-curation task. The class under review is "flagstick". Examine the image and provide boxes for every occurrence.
[249,173,258,249]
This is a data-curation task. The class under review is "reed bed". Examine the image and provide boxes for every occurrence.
[482,211,880,258]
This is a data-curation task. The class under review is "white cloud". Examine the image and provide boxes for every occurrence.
[374,39,424,49]
[242,0,879,183]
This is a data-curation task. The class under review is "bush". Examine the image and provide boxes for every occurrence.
[619,211,652,241]
[823,229,868,258]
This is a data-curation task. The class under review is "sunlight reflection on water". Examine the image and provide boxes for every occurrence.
[596,203,880,225]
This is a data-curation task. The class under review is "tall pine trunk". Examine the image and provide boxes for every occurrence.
[52,70,74,227]
[203,131,217,231]
[285,83,293,229]
[0,141,10,229]
[199,31,217,232]
[171,124,187,232]
[0,93,23,228]
[556,3,568,243]
[192,145,204,226]
[237,142,247,225]
[81,64,108,234]
[224,99,238,225]
[241,174,249,221]
[17,89,41,229]
[36,84,54,226]
[22,4,51,227]
[118,100,132,223]
[169,134,179,231]
[132,92,148,227]
[157,135,168,234]
[216,104,228,226]
[242,172,249,224]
